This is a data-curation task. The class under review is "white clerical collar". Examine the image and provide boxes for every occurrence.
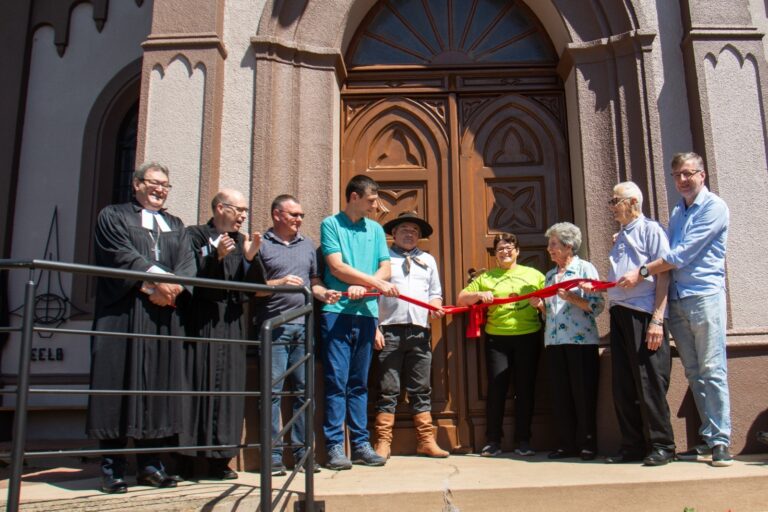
[141,209,171,232]
[209,234,223,247]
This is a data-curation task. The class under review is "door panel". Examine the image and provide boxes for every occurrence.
[459,93,572,448]
[341,97,459,451]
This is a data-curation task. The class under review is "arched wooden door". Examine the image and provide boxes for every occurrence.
[340,0,571,453]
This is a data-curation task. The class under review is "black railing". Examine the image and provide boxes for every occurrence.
[0,259,317,512]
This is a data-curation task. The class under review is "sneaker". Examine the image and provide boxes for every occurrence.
[676,444,712,461]
[296,461,321,473]
[480,441,502,457]
[514,441,535,457]
[711,444,733,467]
[326,444,352,470]
[271,458,287,477]
[351,443,386,466]
[293,450,321,473]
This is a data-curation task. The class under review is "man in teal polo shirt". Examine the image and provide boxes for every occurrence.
[320,174,398,470]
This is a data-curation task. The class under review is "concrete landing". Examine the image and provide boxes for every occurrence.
[1,452,767,511]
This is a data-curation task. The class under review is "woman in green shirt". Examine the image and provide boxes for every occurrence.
[457,233,545,457]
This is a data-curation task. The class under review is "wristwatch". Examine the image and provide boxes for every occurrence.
[639,265,650,278]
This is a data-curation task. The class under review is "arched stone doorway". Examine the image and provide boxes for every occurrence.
[251,0,674,456]
[339,0,571,453]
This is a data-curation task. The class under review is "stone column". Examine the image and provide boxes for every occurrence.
[250,36,345,238]
[680,0,768,333]
[558,30,667,283]
[137,0,227,224]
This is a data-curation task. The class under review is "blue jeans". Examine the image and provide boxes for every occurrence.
[668,290,731,446]
[270,323,308,460]
[320,312,377,449]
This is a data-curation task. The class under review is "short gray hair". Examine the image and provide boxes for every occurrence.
[545,222,582,253]
[671,152,704,172]
[613,181,643,212]
[133,161,169,181]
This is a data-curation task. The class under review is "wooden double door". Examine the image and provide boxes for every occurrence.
[341,89,572,452]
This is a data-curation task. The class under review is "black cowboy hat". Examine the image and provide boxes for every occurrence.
[382,211,433,238]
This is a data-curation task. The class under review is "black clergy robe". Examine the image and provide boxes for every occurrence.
[86,201,196,441]
[180,220,265,458]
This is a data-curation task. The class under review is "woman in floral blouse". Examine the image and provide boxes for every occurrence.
[530,222,604,461]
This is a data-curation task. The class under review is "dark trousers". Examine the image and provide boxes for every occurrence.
[485,331,542,443]
[610,305,675,454]
[99,437,173,477]
[546,344,599,452]
[376,324,432,414]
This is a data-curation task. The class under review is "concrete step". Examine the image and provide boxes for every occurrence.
[1,452,767,511]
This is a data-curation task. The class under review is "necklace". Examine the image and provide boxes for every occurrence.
[148,222,161,261]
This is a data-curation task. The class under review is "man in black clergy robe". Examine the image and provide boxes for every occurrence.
[87,161,196,493]
[181,189,264,479]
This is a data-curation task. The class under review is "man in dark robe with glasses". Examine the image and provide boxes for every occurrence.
[180,189,265,480]
[87,161,196,493]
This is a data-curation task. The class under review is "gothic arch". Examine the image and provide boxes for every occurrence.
[72,58,141,313]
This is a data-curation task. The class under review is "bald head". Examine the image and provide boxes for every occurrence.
[212,188,248,233]
[212,188,246,211]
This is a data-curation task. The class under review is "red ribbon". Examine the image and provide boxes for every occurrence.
[342,279,615,338]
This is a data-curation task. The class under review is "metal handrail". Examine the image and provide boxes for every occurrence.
[0,259,317,512]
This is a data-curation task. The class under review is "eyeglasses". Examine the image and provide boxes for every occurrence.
[280,210,305,219]
[670,169,703,180]
[222,203,249,215]
[608,197,629,206]
[139,178,172,190]
[495,246,516,254]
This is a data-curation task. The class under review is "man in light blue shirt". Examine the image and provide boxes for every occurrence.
[619,152,731,467]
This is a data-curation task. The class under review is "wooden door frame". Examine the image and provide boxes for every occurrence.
[341,68,567,452]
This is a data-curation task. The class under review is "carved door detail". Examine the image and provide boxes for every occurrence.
[341,97,461,450]
[459,94,572,448]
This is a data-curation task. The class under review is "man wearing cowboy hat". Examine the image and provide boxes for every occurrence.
[373,211,449,458]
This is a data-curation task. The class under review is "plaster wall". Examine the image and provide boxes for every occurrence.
[4,1,150,388]
[748,0,768,62]
[642,0,694,208]
[218,0,264,231]
[144,59,205,226]
[703,48,768,331]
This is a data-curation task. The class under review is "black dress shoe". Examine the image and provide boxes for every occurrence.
[167,473,184,482]
[643,448,674,466]
[580,449,597,461]
[210,468,238,480]
[548,448,578,460]
[208,458,238,480]
[137,469,178,488]
[100,474,128,494]
[605,451,644,464]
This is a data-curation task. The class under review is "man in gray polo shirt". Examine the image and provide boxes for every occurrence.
[257,194,340,476]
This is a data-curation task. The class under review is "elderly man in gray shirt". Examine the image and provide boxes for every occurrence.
[257,194,340,476]
[604,181,675,466]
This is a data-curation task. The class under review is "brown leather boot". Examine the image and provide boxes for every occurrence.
[374,412,395,459]
[413,412,449,458]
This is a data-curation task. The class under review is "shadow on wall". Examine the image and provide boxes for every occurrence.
[745,408,768,455]
[272,0,309,28]
[675,389,702,450]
